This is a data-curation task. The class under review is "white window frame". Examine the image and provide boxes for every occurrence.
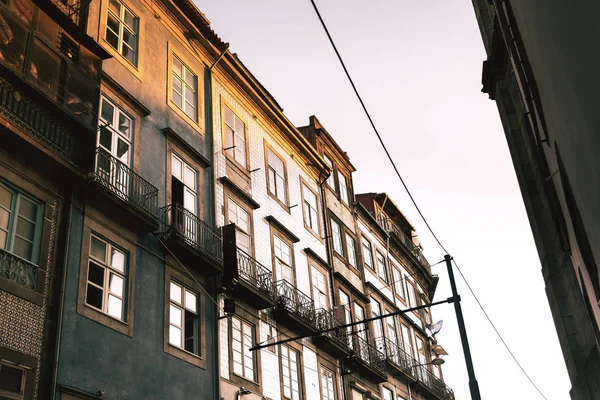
[171,55,198,122]
[361,236,373,270]
[346,233,357,268]
[105,0,139,65]
[168,280,199,355]
[274,235,293,283]
[171,153,197,215]
[227,198,251,254]
[231,315,256,381]
[281,345,301,400]
[330,219,342,255]
[320,366,336,400]
[267,148,287,203]
[224,105,247,167]
[311,266,329,311]
[376,250,388,283]
[98,95,133,166]
[302,184,319,233]
[337,171,349,204]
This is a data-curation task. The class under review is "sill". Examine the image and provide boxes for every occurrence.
[267,191,290,214]
[228,371,260,393]
[224,154,250,178]
[167,99,203,134]
[265,215,299,243]
[364,264,377,275]
[0,276,44,306]
[304,224,323,244]
[101,38,142,81]
[164,343,206,369]
[77,302,133,337]
[218,176,260,209]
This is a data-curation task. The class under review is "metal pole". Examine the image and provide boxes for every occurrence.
[445,254,482,400]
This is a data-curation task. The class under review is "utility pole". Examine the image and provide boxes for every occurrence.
[445,254,482,400]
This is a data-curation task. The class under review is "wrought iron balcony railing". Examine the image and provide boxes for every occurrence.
[93,147,158,220]
[375,336,415,376]
[0,78,87,167]
[235,247,274,298]
[160,203,223,265]
[0,248,39,291]
[351,334,387,376]
[274,280,317,328]
[413,363,455,400]
[315,308,352,347]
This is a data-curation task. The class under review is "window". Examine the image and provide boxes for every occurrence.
[406,280,417,308]
[415,335,427,366]
[386,312,399,349]
[392,266,405,300]
[224,105,246,166]
[383,388,393,400]
[330,219,342,255]
[86,235,127,320]
[371,299,384,340]
[280,345,301,400]
[361,237,373,270]
[171,154,197,215]
[231,316,255,381]
[168,280,199,355]
[323,155,335,188]
[0,361,25,399]
[99,96,132,166]
[401,323,414,358]
[320,366,336,400]
[302,184,319,234]
[345,234,357,268]
[376,251,388,283]
[311,266,329,311]
[171,56,198,122]
[0,183,43,264]
[105,0,138,65]
[274,235,293,283]
[227,199,251,253]
[267,148,287,203]
[354,303,368,359]
[337,171,349,204]
[338,290,352,340]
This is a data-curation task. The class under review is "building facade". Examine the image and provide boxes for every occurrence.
[0,0,455,399]
[471,1,600,399]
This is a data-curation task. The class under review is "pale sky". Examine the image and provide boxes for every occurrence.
[196,1,571,399]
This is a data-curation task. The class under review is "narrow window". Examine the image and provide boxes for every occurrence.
[227,199,251,254]
[171,56,198,122]
[281,345,301,400]
[168,280,199,355]
[0,362,25,399]
[406,280,416,308]
[376,251,388,283]
[386,313,399,349]
[361,237,373,270]
[303,185,319,233]
[353,303,368,359]
[401,323,414,358]
[311,266,329,311]
[345,234,357,268]
[371,299,384,340]
[339,290,353,348]
[337,171,349,204]
[105,0,139,65]
[274,235,293,283]
[171,154,197,215]
[86,235,127,321]
[0,183,43,264]
[392,266,405,300]
[323,154,335,187]
[330,219,342,255]
[231,316,255,381]
[224,106,246,166]
[383,388,393,400]
[320,366,336,400]
[98,96,132,166]
[267,148,287,203]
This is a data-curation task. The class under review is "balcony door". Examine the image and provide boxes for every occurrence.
[97,96,132,196]
[354,303,369,361]
[171,154,197,243]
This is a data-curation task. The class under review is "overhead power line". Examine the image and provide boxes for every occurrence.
[307,1,548,399]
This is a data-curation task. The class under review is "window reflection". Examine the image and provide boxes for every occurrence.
[28,39,62,101]
[0,8,27,71]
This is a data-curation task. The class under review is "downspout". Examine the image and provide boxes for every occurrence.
[51,189,75,400]
[207,43,228,400]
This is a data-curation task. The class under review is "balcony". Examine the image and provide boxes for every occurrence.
[375,337,415,378]
[273,280,318,335]
[222,224,275,309]
[0,248,46,304]
[313,309,354,359]
[159,203,223,275]
[343,335,387,383]
[88,148,159,232]
[413,364,455,400]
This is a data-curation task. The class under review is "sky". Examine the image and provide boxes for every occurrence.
[195,1,571,399]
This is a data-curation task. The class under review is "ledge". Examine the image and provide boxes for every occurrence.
[103,72,151,117]
[303,247,330,270]
[218,176,260,209]
[163,127,211,167]
[265,215,299,243]
[58,385,104,400]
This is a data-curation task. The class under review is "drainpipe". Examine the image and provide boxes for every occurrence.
[51,189,75,400]
[206,43,228,400]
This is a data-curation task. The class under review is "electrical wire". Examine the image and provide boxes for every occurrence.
[308,1,549,399]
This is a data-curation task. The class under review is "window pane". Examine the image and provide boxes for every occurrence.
[105,22,119,49]
[170,282,182,303]
[111,248,125,273]
[109,273,124,296]
[18,197,37,221]
[184,166,195,189]
[184,190,195,214]
[90,236,106,261]
[118,112,131,137]
[0,8,28,72]
[108,0,121,15]
[116,138,129,164]
[88,262,104,287]
[184,290,197,312]
[99,126,112,151]
[169,325,182,347]
[29,40,62,100]
[0,231,6,249]
[225,106,234,127]
[172,155,182,180]
[101,99,114,123]
[170,304,182,326]
[86,283,103,309]
[124,9,136,30]
[172,56,183,76]
[12,236,33,260]
[0,363,24,395]
[184,69,196,88]
[107,295,123,319]
[15,217,35,240]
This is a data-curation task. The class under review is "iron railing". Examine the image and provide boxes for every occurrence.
[161,203,223,264]
[413,363,455,400]
[315,308,352,349]
[236,248,274,298]
[274,280,317,328]
[373,210,431,274]
[375,337,415,376]
[0,248,39,291]
[0,78,86,166]
[351,334,387,376]
[93,147,158,220]
[50,0,84,25]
